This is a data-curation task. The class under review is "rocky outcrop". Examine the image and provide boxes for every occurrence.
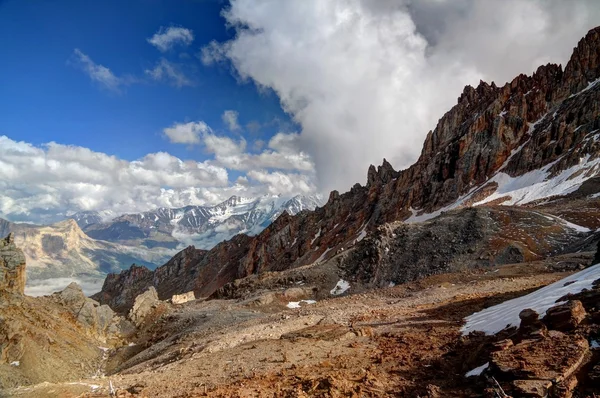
[128,287,160,327]
[95,27,600,313]
[0,234,26,296]
[542,300,587,332]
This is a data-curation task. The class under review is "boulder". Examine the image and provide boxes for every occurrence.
[0,234,26,296]
[53,282,123,341]
[512,379,552,397]
[542,300,586,331]
[171,291,195,305]
[129,287,160,327]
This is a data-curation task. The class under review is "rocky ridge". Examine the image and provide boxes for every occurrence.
[95,27,600,314]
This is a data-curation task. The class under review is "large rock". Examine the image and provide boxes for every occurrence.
[52,282,131,342]
[491,332,589,382]
[542,300,587,332]
[128,287,160,327]
[0,233,26,296]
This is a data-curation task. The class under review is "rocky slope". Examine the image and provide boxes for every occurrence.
[75,194,322,250]
[95,27,600,314]
[0,235,136,390]
[0,218,173,286]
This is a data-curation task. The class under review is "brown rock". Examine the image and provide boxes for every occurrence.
[553,375,578,398]
[491,339,514,352]
[542,300,587,331]
[490,334,589,381]
[518,309,547,340]
[0,233,26,296]
[511,379,552,397]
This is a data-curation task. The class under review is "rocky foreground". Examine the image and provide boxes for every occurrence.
[1,242,598,397]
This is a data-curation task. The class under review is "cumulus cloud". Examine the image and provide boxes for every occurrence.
[70,49,127,92]
[148,26,194,52]
[164,120,315,172]
[222,110,241,131]
[0,134,317,224]
[0,136,229,223]
[163,121,210,144]
[145,58,194,87]
[202,0,600,192]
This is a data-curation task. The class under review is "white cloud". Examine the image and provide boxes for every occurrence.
[148,26,195,52]
[71,49,125,92]
[0,134,317,224]
[247,170,315,195]
[145,58,194,87]
[163,121,210,144]
[202,0,600,192]
[164,121,315,173]
[222,110,241,131]
[0,136,229,223]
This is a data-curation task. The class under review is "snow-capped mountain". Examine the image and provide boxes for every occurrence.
[72,194,323,250]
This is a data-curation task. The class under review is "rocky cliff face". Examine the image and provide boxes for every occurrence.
[0,234,26,296]
[95,27,600,313]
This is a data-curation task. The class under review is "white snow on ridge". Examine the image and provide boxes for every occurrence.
[474,155,600,207]
[462,263,600,336]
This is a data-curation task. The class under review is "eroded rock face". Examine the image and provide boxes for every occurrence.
[95,27,600,313]
[0,234,26,296]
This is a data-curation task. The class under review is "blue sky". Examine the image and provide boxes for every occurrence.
[0,0,291,162]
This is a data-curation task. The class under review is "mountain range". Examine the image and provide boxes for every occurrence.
[71,194,323,250]
[94,26,600,312]
[0,194,322,294]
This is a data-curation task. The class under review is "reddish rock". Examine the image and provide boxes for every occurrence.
[490,333,589,381]
[518,309,547,340]
[542,300,587,331]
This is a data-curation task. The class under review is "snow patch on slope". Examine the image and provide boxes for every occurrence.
[474,155,600,206]
[462,263,600,336]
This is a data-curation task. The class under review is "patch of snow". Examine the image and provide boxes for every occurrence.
[590,339,599,349]
[356,228,367,242]
[474,155,600,207]
[315,247,332,263]
[465,362,489,377]
[462,262,600,335]
[311,228,321,245]
[330,279,351,296]
[286,300,316,309]
[10,361,19,367]
[128,342,136,347]
[590,192,600,199]
[498,110,507,117]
